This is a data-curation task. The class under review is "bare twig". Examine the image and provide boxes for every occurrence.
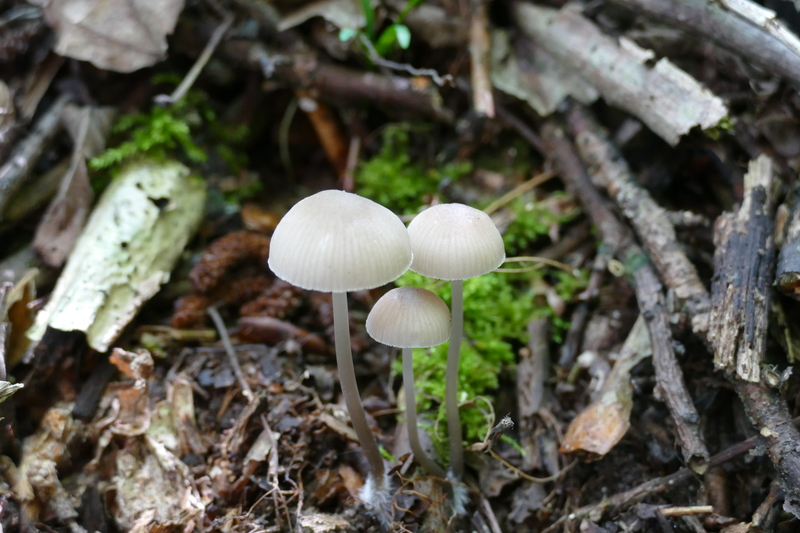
[543,421,794,531]
[240,43,455,123]
[207,305,254,402]
[156,13,234,105]
[0,94,70,221]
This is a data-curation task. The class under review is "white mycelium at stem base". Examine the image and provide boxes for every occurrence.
[366,287,450,479]
[406,203,505,480]
[268,190,412,505]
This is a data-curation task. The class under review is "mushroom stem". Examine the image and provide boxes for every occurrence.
[446,279,465,479]
[332,291,386,482]
[402,347,447,479]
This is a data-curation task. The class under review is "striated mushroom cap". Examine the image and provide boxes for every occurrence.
[366,287,451,348]
[268,190,412,292]
[407,203,505,280]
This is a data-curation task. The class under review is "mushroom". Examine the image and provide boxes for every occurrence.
[406,203,505,479]
[268,190,412,505]
[366,287,449,479]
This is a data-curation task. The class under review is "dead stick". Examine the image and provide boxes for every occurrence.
[541,122,709,470]
[0,94,70,221]
[565,106,710,336]
[608,0,800,87]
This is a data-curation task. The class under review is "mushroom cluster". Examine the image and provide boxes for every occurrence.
[268,190,504,516]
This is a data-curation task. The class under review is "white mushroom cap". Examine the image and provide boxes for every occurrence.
[366,287,451,348]
[268,190,412,292]
[407,203,505,280]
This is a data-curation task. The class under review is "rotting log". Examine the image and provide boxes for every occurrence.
[709,156,773,383]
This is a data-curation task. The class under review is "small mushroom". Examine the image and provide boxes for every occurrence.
[407,203,505,479]
[366,287,449,479]
[268,190,412,506]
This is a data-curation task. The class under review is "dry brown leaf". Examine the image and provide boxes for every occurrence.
[33,105,114,267]
[560,316,651,457]
[31,0,185,72]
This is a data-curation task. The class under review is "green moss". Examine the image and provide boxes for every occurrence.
[394,270,535,460]
[90,93,209,170]
[356,124,472,214]
[502,193,580,255]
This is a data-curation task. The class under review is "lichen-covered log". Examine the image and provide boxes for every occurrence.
[709,156,774,382]
[28,159,206,352]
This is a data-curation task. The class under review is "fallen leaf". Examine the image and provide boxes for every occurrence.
[560,316,651,457]
[31,0,186,72]
[33,105,115,267]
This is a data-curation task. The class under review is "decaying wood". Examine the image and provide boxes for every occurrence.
[541,122,709,470]
[513,3,728,146]
[610,0,800,87]
[776,185,800,298]
[709,156,774,382]
[565,106,711,336]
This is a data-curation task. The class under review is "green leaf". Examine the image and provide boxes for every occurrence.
[394,24,411,49]
[339,28,357,42]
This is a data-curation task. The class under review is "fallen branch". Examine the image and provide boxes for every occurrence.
[541,121,709,470]
[565,106,711,336]
[557,110,800,518]
[513,3,728,146]
[609,0,800,87]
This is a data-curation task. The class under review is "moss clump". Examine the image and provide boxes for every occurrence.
[90,93,210,170]
[356,125,472,214]
[394,270,534,459]
[502,193,580,255]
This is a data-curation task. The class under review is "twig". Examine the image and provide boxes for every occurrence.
[468,0,494,117]
[0,94,70,221]
[543,421,794,531]
[482,171,555,215]
[608,0,800,87]
[540,121,709,470]
[207,305,254,402]
[659,506,713,517]
[496,104,547,156]
[240,42,454,122]
[358,35,453,87]
[565,105,711,336]
[156,13,234,105]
